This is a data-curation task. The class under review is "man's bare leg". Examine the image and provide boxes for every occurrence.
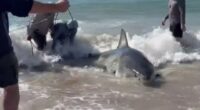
[3,84,19,110]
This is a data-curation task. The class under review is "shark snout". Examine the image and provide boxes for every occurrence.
[142,73,164,87]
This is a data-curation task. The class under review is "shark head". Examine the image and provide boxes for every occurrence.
[118,29,163,86]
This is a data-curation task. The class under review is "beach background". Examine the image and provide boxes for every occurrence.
[1,0,200,110]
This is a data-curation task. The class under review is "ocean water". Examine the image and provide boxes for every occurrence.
[1,0,200,110]
[10,0,200,34]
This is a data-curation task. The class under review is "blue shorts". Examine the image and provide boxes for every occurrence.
[0,52,18,88]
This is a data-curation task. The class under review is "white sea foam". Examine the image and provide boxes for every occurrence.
[9,26,200,68]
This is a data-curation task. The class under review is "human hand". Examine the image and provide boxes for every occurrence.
[162,20,165,26]
[57,0,70,12]
[27,36,32,41]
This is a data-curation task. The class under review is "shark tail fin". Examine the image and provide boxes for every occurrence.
[117,29,129,49]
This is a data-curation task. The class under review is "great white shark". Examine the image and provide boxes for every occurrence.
[89,29,160,83]
[22,27,161,84]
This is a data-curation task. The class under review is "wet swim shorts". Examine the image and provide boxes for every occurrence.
[0,52,18,88]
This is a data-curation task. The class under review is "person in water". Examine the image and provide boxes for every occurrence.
[27,13,55,50]
[0,0,69,110]
[162,0,186,39]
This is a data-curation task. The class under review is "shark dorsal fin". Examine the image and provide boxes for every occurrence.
[117,29,129,49]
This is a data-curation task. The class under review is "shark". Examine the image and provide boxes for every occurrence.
[24,28,161,84]
[89,29,160,83]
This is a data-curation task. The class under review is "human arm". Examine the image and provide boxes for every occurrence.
[30,0,70,13]
[162,14,169,26]
[0,0,33,17]
[0,0,69,17]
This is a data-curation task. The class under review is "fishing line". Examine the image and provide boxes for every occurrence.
[30,40,35,55]
[11,8,75,56]
[68,9,74,20]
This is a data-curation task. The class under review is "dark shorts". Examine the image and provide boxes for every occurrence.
[0,52,18,88]
[32,30,47,50]
[170,23,183,38]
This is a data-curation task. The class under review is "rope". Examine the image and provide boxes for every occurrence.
[11,8,74,33]
[10,14,56,33]
[11,9,75,56]
[68,9,74,21]
[30,41,34,55]
[27,14,52,56]
[27,13,60,56]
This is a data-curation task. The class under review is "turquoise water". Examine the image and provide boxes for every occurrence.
[10,0,200,35]
[8,0,200,69]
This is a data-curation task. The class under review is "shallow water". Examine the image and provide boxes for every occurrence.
[1,62,200,110]
[0,27,200,110]
[1,0,200,110]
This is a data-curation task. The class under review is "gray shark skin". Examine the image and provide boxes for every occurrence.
[94,29,159,83]
[49,29,161,85]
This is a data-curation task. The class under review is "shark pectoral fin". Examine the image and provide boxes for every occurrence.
[117,29,129,49]
[131,69,144,80]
